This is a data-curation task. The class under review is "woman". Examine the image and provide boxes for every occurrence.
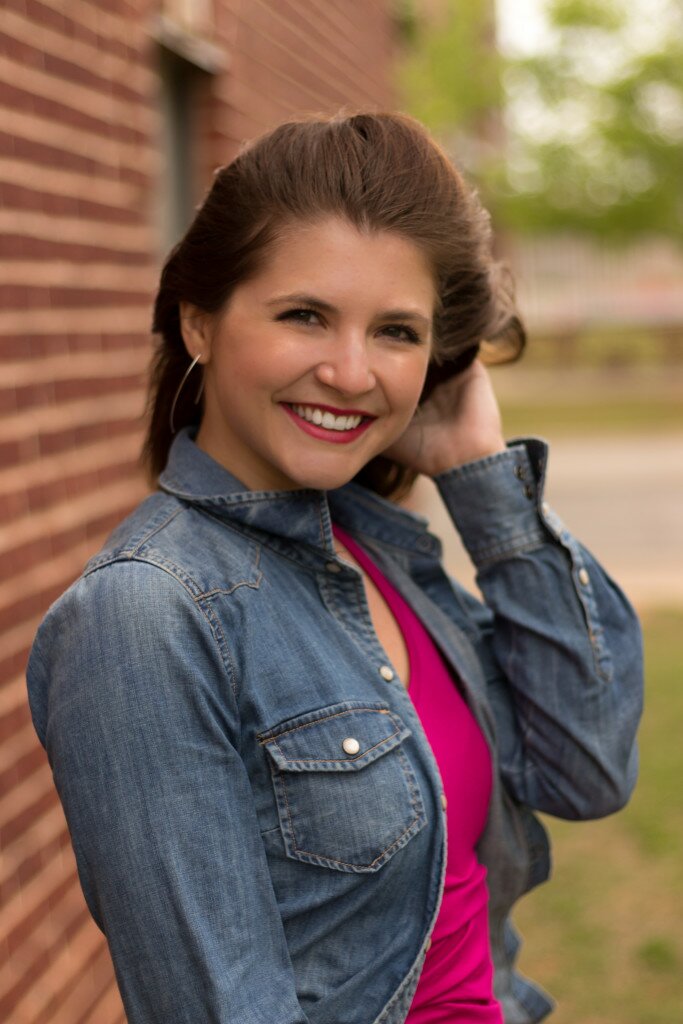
[26,112,643,1024]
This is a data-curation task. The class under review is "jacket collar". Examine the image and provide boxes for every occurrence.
[158,428,437,558]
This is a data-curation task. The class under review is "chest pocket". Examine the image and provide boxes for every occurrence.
[259,701,426,873]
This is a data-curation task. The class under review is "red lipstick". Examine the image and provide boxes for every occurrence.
[281,403,375,444]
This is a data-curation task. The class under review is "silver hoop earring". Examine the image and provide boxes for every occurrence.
[169,354,205,435]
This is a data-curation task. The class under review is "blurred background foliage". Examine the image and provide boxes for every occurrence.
[397,0,683,243]
[396,0,503,169]
[398,5,683,1022]
[513,606,683,1024]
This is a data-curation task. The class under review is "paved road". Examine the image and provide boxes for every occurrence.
[409,433,683,609]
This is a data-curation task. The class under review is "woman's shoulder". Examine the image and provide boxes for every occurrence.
[83,489,262,594]
[27,491,259,734]
[30,490,262,655]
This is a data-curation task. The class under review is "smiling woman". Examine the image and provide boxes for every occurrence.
[146,111,524,496]
[26,112,643,1024]
[179,218,437,492]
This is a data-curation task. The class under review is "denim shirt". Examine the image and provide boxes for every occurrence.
[26,428,643,1024]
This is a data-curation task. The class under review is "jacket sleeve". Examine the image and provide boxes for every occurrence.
[434,438,644,821]
[26,560,310,1024]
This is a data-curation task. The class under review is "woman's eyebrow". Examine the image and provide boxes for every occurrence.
[380,308,432,328]
[266,292,432,327]
[265,293,336,313]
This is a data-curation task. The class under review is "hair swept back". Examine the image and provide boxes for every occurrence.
[144,110,525,497]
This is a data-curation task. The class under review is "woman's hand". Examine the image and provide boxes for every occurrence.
[382,360,506,477]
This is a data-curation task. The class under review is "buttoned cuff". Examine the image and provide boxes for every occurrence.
[434,441,548,569]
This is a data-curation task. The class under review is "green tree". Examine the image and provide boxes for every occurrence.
[396,0,503,175]
[494,0,683,241]
[397,0,683,243]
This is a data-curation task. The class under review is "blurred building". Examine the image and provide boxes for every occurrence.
[510,235,683,359]
[0,2,397,1020]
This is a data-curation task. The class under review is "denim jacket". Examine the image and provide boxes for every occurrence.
[26,428,643,1024]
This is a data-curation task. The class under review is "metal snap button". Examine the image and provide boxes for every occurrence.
[440,793,448,811]
[379,665,395,681]
[578,568,590,586]
[325,561,342,573]
[342,737,361,756]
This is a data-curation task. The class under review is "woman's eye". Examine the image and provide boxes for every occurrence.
[277,308,321,326]
[380,324,422,344]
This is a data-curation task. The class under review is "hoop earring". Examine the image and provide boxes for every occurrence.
[169,354,205,435]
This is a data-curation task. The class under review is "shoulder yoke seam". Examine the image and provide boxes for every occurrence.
[82,555,241,698]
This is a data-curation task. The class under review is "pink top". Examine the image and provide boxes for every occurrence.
[332,525,503,1024]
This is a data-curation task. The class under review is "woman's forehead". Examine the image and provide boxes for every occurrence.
[244,216,437,308]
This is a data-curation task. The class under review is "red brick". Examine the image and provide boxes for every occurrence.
[41,48,148,107]
[0,459,141,529]
[100,332,150,352]
[0,131,151,188]
[0,537,53,582]
[0,743,44,802]
[2,382,52,414]
[72,418,142,448]
[24,0,133,56]
[8,0,67,37]
[0,3,395,1020]
[0,778,56,846]
[0,333,147,360]
[0,335,66,360]
[0,180,144,225]
[4,830,70,908]
[0,585,66,636]
[32,924,104,1024]
[30,418,140,464]
[36,941,120,1024]
[48,525,90,561]
[0,79,136,144]
[0,388,19,416]
[0,286,150,310]
[1,870,79,983]
[53,374,144,402]
[0,643,32,685]
[0,435,38,471]
[0,233,151,264]
[21,479,68,516]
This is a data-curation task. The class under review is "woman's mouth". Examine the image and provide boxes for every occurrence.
[281,403,375,443]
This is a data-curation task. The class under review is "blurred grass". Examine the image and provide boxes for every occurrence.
[500,393,683,436]
[514,608,683,1024]
[491,341,682,1019]
[488,328,683,435]
[515,329,683,372]
[492,356,683,437]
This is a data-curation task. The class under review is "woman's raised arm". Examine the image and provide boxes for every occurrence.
[434,438,644,821]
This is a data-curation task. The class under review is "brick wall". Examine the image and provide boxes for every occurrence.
[0,2,396,1019]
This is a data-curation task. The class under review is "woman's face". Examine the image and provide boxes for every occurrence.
[182,216,435,492]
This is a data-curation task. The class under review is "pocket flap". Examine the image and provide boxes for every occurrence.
[260,701,410,773]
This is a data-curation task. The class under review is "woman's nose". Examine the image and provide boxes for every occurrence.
[313,333,376,395]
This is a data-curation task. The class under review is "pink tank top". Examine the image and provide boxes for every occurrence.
[332,526,503,1023]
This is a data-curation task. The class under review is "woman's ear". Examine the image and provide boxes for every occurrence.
[179,302,213,362]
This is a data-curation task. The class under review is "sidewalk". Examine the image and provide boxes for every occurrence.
[409,431,683,610]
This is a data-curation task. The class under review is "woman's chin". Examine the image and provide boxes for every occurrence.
[285,458,371,492]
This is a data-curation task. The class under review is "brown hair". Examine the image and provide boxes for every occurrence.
[144,110,525,496]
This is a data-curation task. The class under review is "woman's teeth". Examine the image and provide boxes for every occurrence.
[290,405,364,431]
